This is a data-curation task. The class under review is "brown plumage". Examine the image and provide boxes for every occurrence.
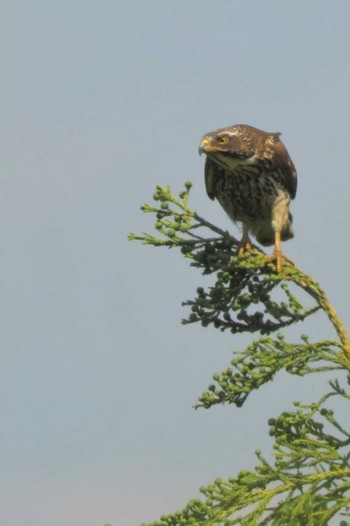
[199,124,297,271]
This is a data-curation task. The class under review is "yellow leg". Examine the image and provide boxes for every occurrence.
[266,231,294,272]
[237,223,253,256]
[273,231,282,273]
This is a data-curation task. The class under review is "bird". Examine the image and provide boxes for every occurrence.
[199,124,297,272]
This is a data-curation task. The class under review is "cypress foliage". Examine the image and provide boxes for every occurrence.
[129,183,350,526]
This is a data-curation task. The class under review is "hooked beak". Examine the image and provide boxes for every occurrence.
[198,138,210,156]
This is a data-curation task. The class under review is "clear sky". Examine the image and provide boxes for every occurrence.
[2,1,350,525]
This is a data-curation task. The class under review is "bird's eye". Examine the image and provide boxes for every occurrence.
[217,136,228,145]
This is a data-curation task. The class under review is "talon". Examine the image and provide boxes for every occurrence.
[266,251,294,273]
[237,241,252,256]
[237,223,253,256]
[267,231,294,273]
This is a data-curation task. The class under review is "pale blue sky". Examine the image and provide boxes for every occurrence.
[2,1,350,525]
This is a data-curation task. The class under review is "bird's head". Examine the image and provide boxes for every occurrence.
[199,124,262,170]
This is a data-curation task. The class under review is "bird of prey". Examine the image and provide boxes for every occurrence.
[199,124,297,272]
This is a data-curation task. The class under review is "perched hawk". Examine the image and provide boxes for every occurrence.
[199,124,297,272]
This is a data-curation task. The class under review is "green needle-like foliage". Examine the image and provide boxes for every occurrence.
[129,183,350,526]
[196,336,344,409]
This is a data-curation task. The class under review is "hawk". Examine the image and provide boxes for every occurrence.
[199,124,297,272]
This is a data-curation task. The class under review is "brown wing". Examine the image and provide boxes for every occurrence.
[204,157,218,201]
[272,136,297,199]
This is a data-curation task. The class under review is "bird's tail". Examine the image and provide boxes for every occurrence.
[254,213,294,247]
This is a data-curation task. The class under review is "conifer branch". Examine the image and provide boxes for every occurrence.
[129,182,350,525]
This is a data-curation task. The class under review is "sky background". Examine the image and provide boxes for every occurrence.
[2,1,350,525]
